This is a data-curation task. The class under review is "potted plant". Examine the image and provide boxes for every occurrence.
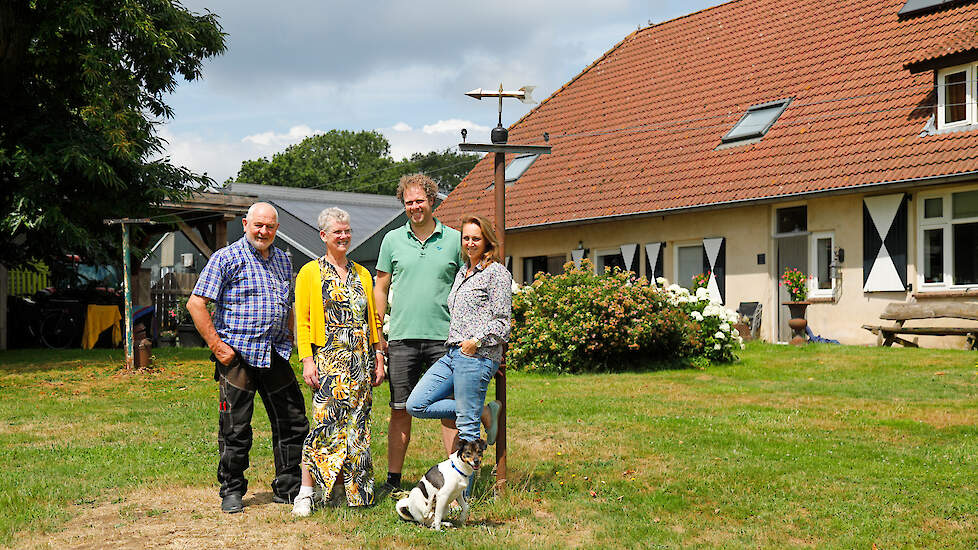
[174,296,207,348]
[780,267,810,345]
[158,329,176,347]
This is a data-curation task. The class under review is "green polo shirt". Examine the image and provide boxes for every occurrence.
[377,219,462,341]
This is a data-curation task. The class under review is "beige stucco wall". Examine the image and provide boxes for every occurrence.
[507,205,776,340]
[506,182,978,349]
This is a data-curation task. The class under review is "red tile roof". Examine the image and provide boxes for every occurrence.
[906,17,978,67]
[437,0,978,230]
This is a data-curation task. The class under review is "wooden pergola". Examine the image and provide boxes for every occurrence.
[158,192,255,259]
[115,191,255,366]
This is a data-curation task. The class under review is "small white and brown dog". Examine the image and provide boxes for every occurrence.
[396,439,487,530]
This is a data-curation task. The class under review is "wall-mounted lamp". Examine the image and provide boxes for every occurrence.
[571,240,588,268]
[831,248,845,282]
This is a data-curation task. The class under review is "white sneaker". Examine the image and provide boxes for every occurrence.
[291,494,313,517]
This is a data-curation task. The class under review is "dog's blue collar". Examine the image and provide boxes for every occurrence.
[450,458,469,478]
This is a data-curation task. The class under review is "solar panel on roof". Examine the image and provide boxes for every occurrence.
[721,98,792,144]
[898,0,971,16]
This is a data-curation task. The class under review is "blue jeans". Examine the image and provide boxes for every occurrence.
[405,347,499,442]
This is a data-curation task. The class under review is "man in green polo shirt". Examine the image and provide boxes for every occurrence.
[374,173,462,495]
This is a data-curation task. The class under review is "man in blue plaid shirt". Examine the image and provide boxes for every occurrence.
[187,202,309,514]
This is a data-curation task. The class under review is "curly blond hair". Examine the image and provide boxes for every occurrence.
[396,173,438,205]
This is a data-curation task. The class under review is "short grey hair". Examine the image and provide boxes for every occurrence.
[318,207,351,232]
[246,202,278,222]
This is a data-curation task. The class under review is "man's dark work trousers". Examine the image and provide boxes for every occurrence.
[215,351,309,500]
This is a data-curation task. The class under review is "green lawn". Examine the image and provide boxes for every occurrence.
[0,343,975,548]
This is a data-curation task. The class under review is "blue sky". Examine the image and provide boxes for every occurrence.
[161,0,724,183]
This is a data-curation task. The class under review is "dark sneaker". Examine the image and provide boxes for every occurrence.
[272,494,292,504]
[221,493,244,514]
[375,483,396,501]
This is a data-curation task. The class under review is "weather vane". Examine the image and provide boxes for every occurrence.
[465,84,536,144]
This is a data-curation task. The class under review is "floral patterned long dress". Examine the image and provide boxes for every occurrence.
[301,257,374,506]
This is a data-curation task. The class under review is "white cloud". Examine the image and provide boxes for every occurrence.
[241,124,322,147]
[421,119,489,135]
[380,119,489,161]
[158,127,259,183]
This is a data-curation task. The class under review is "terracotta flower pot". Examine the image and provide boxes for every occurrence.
[782,301,809,346]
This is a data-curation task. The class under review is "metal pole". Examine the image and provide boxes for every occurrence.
[493,150,507,491]
[122,223,133,369]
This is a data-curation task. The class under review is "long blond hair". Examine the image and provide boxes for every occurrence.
[460,215,500,265]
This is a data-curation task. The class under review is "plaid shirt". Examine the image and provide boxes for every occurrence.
[192,237,293,369]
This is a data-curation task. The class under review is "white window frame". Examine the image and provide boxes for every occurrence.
[916,186,978,290]
[673,241,705,289]
[595,248,623,275]
[937,63,978,129]
[771,202,809,238]
[808,231,835,298]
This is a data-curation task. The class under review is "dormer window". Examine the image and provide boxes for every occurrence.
[937,63,977,129]
[899,0,976,17]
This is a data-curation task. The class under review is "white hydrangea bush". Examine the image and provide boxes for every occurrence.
[656,278,745,362]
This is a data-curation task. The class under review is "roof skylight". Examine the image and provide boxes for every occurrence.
[721,98,792,145]
[504,154,540,182]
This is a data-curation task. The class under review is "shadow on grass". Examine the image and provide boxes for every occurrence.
[470,464,561,502]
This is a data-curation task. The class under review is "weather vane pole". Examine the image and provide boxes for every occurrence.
[460,82,550,492]
[465,84,536,144]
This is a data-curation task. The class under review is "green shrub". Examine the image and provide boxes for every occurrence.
[508,261,743,373]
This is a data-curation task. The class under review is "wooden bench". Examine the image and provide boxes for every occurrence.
[862,302,978,349]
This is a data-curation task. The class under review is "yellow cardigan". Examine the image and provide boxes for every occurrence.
[294,259,380,360]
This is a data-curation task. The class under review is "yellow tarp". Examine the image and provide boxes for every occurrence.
[82,304,122,349]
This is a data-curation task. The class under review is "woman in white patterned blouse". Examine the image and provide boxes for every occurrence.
[405,214,511,448]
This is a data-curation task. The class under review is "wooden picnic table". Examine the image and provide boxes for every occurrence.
[862,302,978,349]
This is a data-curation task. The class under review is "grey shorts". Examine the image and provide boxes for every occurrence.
[387,339,447,409]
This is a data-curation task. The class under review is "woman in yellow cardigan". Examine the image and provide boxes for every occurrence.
[292,207,385,516]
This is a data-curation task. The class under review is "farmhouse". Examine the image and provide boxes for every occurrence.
[437,0,978,345]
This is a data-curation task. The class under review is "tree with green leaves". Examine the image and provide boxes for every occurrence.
[398,148,480,194]
[234,130,400,194]
[232,132,479,195]
[0,0,227,269]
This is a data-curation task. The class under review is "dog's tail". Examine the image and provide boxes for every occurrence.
[395,498,413,522]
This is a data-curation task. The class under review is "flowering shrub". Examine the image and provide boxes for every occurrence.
[691,272,710,291]
[662,284,744,363]
[780,267,809,301]
[508,261,743,373]
[169,296,214,326]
